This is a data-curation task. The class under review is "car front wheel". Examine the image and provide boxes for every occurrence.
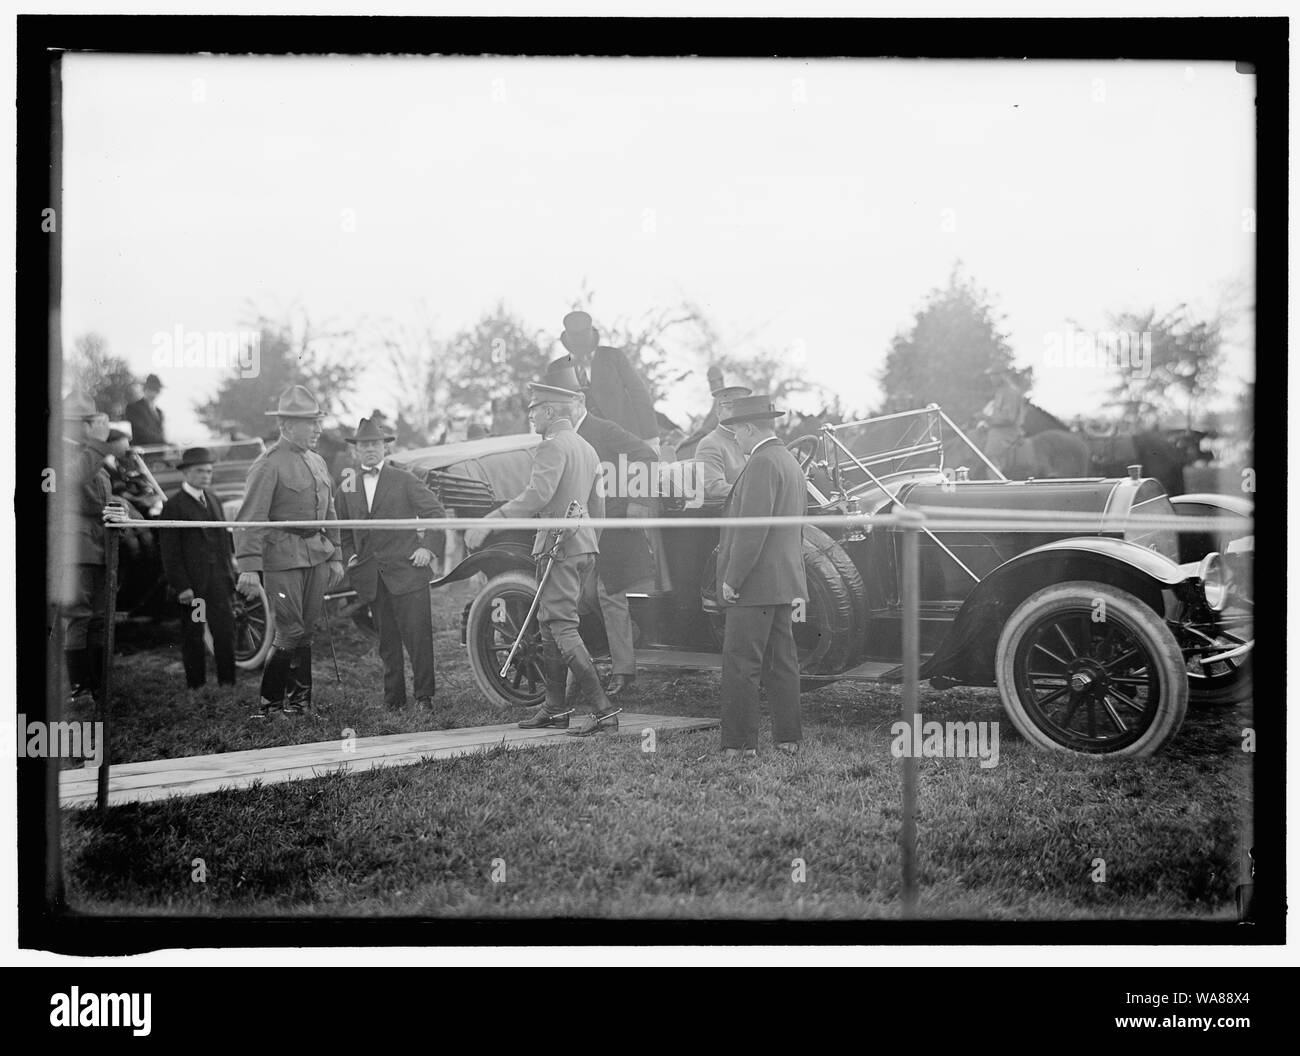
[995,581,1187,757]
[465,569,548,711]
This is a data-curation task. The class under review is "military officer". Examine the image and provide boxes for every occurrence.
[234,385,343,719]
[695,384,753,501]
[58,391,130,704]
[981,366,1026,474]
[716,394,808,757]
[464,376,615,737]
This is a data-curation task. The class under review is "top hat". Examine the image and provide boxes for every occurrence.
[540,355,584,397]
[719,394,784,426]
[62,390,100,421]
[345,416,397,444]
[177,446,215,469]
[560,310,598,351]
[265,384,326,418]
[144,373,164,391]
[711,384,752,400]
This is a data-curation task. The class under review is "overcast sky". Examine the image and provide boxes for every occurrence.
[61,54,1255,444]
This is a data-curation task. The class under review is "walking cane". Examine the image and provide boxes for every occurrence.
[500,500,582,678]
[324,600,343,685]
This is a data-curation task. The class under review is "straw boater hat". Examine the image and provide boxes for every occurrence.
[265,384,326,418]
[719,394,784,426]
[62,390,100,421]
[345,416,396,444]
[177,447,215,469]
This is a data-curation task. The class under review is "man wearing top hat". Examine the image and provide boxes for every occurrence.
[716,394,808,757]
[980,365,1025,474]
[560,310,660,452]
[58,391,131,703]
[695,384,753,502]
[333,416,447,711]
[234,384,343,719]
[159,447,238,690]
[544,355,656,698]
[464,373,616,736]
[125,373,167,446]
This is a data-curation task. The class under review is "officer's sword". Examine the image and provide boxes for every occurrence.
[500,500,583,678]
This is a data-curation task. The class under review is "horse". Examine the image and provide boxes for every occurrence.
[1082,429,1188,497]
[956,421,1092,480]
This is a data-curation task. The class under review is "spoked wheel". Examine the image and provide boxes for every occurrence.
[465,570,548,710]
[208,580,274,670]
[996,581,1187,757]
[1179,612,1253,706]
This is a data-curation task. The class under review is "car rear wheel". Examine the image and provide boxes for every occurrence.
[995,581,1187,757]
[206,580,274,670]
[465,569,547,711]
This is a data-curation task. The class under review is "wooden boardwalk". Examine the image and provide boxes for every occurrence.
[59,711,719,809]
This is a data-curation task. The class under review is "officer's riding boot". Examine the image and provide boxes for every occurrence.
[284,644,313,713]
[564,643,620,737]
[85,645,105,702]
[254,647,292,720]
[518,641,571,729]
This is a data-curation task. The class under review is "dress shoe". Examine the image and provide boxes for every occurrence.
[721,747,757,759]
[415,696,435,710]
[518,705,573,729]
[605,674,636,698]
[249,699,279,721]
[775,741,801,755]
[566,709,621,737]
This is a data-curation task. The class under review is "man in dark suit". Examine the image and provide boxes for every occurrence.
[716,394,809,757]
[334,417,447,710]
[543,356,655,697]
[159,447,238,689]
[125,373,167,446]
[560,310,660,451]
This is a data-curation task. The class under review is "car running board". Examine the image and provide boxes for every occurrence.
[631,650,908,684]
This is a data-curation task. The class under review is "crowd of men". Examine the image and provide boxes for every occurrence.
[56,309,815,754]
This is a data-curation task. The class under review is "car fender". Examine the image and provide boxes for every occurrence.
[1170,492,1253,518]
[431,539,535,588]
[923,537,1189,683]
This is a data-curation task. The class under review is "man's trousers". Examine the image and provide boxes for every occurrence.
[62,564,105,652]
[178,578,237,688]
[537,552,593,659]
[371,579,436,706]
[265,562,329,650]
[720,603,801,750]
[584,572,636,676]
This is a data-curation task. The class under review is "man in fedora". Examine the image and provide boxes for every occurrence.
[980,365,1026,474]
[464,374,617,737]
[716,394,808,757]
[234,384,343,719]
[695,384,753,502]
[545,355,656,698]
[334,417,447,711]
[159,448,237,690]
[125,373,167,446]
[560,310,660,452]
[57,391,130,704]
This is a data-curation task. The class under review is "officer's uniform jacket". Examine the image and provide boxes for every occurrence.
[695,425,747,501]
[496,419,605,558]
[235,438,340,573]
[60,436,112,566]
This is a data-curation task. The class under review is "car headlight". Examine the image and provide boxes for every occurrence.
[1198,552,1227,612]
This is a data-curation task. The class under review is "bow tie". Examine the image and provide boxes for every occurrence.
[362,466,382,476]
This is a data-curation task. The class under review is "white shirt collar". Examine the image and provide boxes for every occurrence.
[181,482,206,504]
[748,435,781,456]
[573,408,588,430]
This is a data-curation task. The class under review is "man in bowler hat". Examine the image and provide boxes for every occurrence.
[125,373,167,446]
[716,394,808,756]
[235,385,343,719]
[159,447,238,689]
[560,310,660,451]
[464,375,616,736]
[334,417,447,710]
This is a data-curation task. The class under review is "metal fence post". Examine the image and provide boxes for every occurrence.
[97,527,119,814]
[899,509,922,917]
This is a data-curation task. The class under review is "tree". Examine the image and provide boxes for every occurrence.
[877,264,1016,425]
[67,332,137,417]
[442,302,550,437]
[1102,305,1223,430]
[194,306,364,439]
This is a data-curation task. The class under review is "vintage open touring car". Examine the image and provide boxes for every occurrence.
[392,405,1252,757]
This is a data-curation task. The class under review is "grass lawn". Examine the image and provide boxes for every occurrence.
[60,582,1253,920]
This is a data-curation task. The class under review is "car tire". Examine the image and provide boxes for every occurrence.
[465,569,548,711]
[206,580,275,670]
[797,526,865,675]
[995,581,1187,757]
[1187,654,1252,707]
